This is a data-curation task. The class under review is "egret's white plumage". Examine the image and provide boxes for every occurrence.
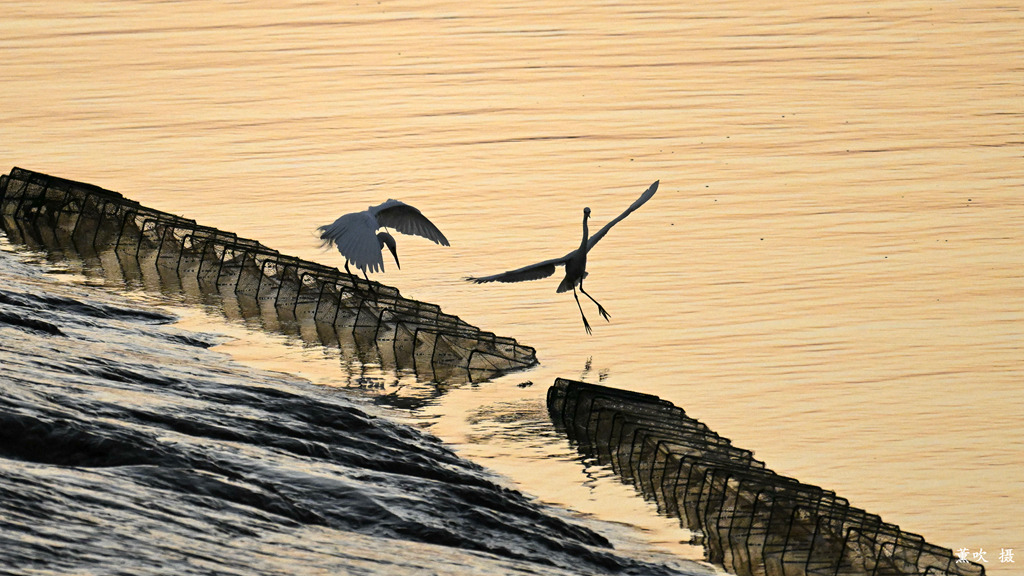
[319,199,449,275]
[467,180,659,333]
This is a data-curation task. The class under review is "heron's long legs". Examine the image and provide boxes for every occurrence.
[361,270,381,299]
[345,262,378,298]
[579,279,610,321]
[572,287,593,335]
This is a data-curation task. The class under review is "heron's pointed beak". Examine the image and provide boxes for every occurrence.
[388,244,400,270]
[377,231,400,270]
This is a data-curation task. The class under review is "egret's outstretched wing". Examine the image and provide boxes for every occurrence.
[318,212,386,273]
[466,255,568,284]
[585,180,659,252]
[370,199,450,246]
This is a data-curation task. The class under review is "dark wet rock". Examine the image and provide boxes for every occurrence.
[0,309,64,335]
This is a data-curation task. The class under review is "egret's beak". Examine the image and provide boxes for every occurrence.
[389,244,400,270]
[378,231,400,270]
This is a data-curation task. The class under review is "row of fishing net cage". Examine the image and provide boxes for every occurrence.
[0,167,536,384]
[548,379,986,576]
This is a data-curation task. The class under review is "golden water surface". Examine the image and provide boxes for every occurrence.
[3,1,1021,572]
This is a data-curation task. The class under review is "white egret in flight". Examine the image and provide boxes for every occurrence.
[467,180,659,333]
[319,199,449,285]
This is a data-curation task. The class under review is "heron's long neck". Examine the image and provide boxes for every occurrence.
[579,214,589,252]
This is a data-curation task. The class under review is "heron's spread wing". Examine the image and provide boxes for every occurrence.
[318,212,386,273]
[370,199,450,246]
[586,180,659,252]
[466,256,567,284]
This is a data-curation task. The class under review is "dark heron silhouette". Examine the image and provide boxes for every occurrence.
[467,180,659,333]
[318,199,449,286]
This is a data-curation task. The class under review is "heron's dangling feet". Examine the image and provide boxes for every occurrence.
[573,288,594,334]
[579,282,610,322]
